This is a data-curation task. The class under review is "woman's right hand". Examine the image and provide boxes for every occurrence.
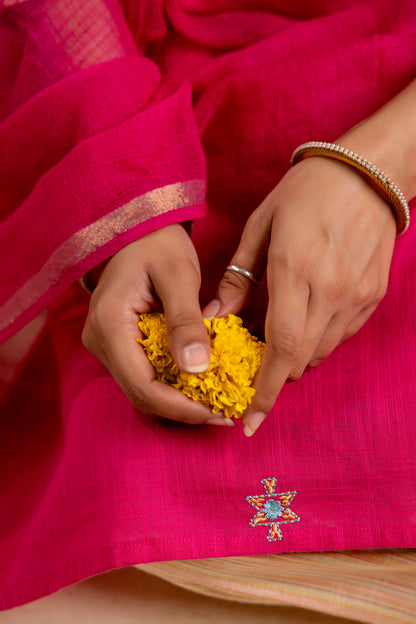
[81,223,233,427]
[203,156,396,436]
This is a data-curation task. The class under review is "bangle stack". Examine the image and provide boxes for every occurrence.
[291,141,410,235]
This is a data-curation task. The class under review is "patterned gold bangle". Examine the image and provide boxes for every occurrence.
[291,141,410,235]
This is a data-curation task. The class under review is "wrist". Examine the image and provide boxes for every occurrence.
[79,259,109,294]
[337,80,416,199]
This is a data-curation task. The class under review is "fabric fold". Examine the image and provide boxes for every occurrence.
[0,75,207,343]
[0,3,207,343]
[1,0,416,614]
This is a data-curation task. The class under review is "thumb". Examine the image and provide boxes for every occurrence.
[152,259,211,375]
[169,313,211,374]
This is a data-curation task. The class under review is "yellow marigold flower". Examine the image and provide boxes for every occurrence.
[138,313,265,419]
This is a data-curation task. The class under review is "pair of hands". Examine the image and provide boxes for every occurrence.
[82,156,396,436]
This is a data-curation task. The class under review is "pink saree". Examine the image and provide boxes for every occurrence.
[1,0,416,611]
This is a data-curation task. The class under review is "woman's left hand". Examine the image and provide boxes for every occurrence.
[203,155,397,436]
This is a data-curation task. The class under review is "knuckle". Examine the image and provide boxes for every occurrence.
[288,366,304,381]
[180,259,202,287]
[268,252,314,294]
[81,324,92,351]
[291,256,317,286]
[341,327,355,342]
[87,296,111,331]
[375,282,388,303]
[311,339,340,365]
[81,299,115,353]
[243,211,259,234]
[267,251,292,275]
[353,283,373,307]
[221,270,251,292]
[256,387,279,411]
[168,311,204,334]
[162,254,201,288]
[320,275,347,302]
[176,413,197,425]
[243,205,270,236]
[125,384,148,411]
[270,329,300,361]
[309,356,324,368]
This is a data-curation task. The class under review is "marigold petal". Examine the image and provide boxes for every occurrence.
[137,313,265,419]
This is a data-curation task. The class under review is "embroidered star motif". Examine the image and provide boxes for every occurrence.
[246,477,300,541]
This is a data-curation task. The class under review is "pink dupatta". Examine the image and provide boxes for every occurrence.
[1,0,416,610]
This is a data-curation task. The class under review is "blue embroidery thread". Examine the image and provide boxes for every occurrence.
[246,477,300,541]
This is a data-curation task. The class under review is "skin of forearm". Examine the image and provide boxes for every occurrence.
[338,77,416,200]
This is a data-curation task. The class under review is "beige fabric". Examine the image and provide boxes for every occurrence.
[0,567,355,623]
[140,550,416,624]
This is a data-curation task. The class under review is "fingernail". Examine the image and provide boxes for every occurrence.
[202,299,221,319]
[206,417,234,427]
[243,412,267,437]
[182,343,210,373]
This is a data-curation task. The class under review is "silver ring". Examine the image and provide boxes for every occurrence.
[225,264,259,286]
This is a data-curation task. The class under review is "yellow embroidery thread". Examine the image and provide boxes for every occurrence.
[138,313,265,418]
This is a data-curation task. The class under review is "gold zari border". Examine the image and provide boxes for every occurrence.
[0,179,205,333]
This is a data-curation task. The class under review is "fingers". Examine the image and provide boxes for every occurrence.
[203,209,271,318]
[217,158,396,438]
[341,304,379,343]
[288,266,389,379]
[287,304,378,383]
[243,274,309,437]
[287,307,332,380]
[83,306,232,426]
[287,286,356,380]
[81,225,234,427]
[243,262,387,436]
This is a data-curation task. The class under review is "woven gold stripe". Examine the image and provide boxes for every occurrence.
[0,179,205,332]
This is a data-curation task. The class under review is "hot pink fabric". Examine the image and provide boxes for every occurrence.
[1,0,416,610]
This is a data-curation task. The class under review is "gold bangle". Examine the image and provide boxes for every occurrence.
[291,141,410,235]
